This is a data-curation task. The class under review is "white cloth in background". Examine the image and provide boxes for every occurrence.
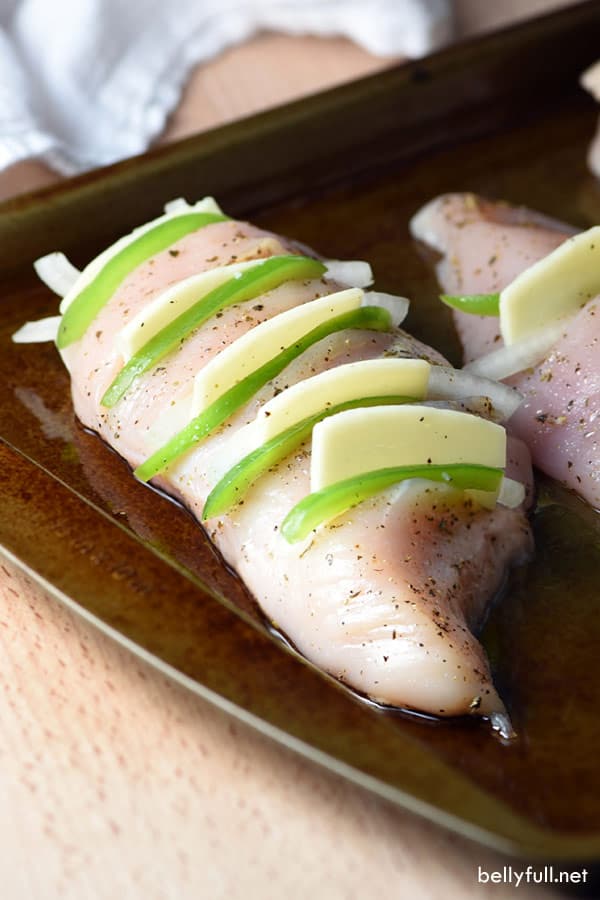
[0,0,452,175]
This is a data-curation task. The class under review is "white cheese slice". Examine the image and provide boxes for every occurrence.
[253,358,430,443]
[188,359,428,489]
[59,196,224,314]
[310,405,506,492]
[500,225,600,344]
[115,257,386,362]
[196,359,431,491]
[191,288,364,416]
[115,258,268,362]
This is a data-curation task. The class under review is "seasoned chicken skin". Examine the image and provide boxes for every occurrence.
[60,215,533,720]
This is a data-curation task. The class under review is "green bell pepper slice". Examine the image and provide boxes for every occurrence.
[57,211,228,349]
[202,394,415,520]
[281,463,504,543]
[101,254,326,407]
[134,305,392,483]
[440,293,500,316]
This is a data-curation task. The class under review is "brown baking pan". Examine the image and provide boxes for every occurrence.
[1,0,600,862]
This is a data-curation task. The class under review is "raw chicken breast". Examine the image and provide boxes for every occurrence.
[58,213,533,722]
[411,193,600,509]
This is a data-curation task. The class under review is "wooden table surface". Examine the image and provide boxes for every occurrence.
[0,1,579,897]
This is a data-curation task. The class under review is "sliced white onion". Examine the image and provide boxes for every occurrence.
[464,320,565,381]
[427,365,523,421]
[12,316,61,343]
[323,260,373,288]
[362,291,409,328]
[163,196,223,215]
[33,252,80,297]
[498,477,525,509]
